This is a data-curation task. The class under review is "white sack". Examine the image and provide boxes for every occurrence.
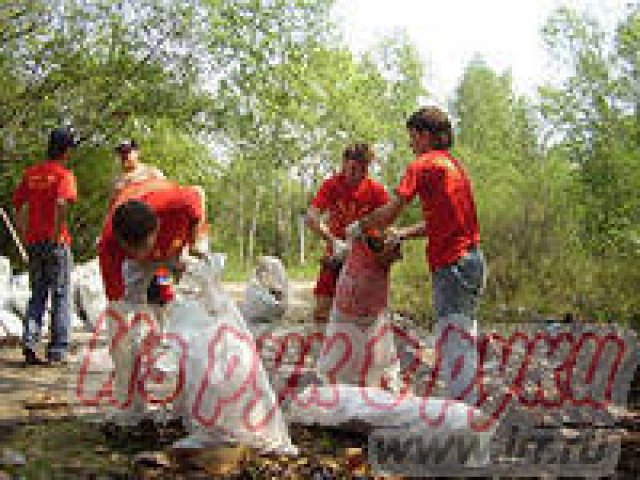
[241,256,288,323]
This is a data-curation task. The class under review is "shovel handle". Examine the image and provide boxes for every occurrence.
[0,207,29,263]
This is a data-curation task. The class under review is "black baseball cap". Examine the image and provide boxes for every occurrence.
[115,139,139,153]
[48,127,77,158]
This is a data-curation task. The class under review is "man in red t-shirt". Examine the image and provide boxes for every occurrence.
[12,127,78,365]
[305,143,389,325]
[347,107,486,405]
[98,180,208,306]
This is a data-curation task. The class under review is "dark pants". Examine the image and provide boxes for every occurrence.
[23,242,72,360]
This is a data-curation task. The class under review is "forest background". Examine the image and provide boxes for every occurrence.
[1,0,638,328]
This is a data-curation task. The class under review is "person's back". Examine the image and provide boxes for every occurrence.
[399,150,480,271]
[14,160,76,245]
[98,181,207,303]
[12,126,77,366]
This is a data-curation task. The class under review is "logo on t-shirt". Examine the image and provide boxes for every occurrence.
[433,155,457,173]
[28,174,56,189]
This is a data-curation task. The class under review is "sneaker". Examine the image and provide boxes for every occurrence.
[24,349,46,366]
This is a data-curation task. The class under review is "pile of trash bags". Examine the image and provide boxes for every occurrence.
[75,253,297,455]
[0,256,23,339]
[0,254,289,342]
[4,246,496,464]
[0,256,100,339]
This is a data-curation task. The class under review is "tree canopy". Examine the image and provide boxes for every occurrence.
[1,0,638,326]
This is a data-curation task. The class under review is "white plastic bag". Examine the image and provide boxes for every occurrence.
[0,309,22,338]
[68,299,165,425]
[7,276,29,320]
[287,385,495,467]
[317,312,402,392]
[317,240,401,391]
[164,254,297,455]
[241,256,288,323]
[73,259,107,332]
[0,256,10,292]
[0,258,15,336]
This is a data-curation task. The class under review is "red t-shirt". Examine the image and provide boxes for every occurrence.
[395,150,480,271]
[12,160,77,245]
[98,183,204,301]
[311,174,389,253]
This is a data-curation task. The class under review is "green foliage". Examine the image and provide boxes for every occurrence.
[0,1,637,326]
[391,4,639,325]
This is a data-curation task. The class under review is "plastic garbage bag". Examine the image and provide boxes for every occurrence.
[7,287,29,320]
[0,258,10,315]
[317,313,402,392]
[74,255,225,425]
[69,299,164,425]
[287,384,495,467]
[109,302,161,424]
[0,309,22,338]
[73,259,108,332]
[317,239,402,391]
[73,254,296,454]
[0,256,10,291]
[241,256,288,323]
[6,273,30,325]
[162,254,297,455]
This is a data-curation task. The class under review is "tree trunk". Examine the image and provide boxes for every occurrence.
[249,188,261,261]
[273,176,282,258]
[239,180,245,264]
[299,212,305,264]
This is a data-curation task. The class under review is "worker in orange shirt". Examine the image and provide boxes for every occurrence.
[305,143,390,326]
[348,106,486,405]
[13,127,78,365]
[98,180,208,308]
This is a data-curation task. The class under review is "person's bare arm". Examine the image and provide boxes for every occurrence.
[393,221,427,241]
[358,195,408,233]
[187,186,210,257]
[305,205,334,244]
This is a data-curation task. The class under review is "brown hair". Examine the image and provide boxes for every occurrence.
[406,106,453,149]
[343,143,374,163]
[112,200,158,249]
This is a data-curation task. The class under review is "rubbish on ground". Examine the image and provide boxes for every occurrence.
[241,256,289,323]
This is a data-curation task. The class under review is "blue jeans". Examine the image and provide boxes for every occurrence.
[23,242,72,360]
[432,247,486,405]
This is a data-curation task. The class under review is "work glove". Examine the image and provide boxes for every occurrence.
[191,234,211,258]
[386,226,402,244]
[345,220,364,241]
[332,237,349,261]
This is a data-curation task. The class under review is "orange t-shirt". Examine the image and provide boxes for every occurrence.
[12,160,77,245]
[311,174,389,254]
[395,150,480,271]
[98,182,204,301]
